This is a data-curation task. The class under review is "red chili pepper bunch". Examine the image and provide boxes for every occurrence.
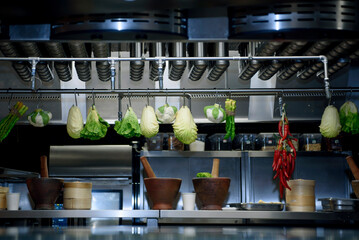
[272,105,297,199]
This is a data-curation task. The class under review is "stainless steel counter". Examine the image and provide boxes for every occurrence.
[1,225,359,240]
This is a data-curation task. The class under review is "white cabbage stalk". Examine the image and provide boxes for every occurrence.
[67,105,84,139]
[172,106,198,144]
[140,106,159,138]
[319,105,342,138]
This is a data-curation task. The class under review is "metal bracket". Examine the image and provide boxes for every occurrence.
[29,57,39,92]
[109,58,116,90]
[157,57,164,90]
[320,55,331,100]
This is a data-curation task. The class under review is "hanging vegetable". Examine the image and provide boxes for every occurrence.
[80,105,109,140]
[224,99,236,140]
[173,106,198,144]
[156,104,177,123]
[28,109,52,127]
[140,106,159,138]
[204,104,226,123]
[114,107,142,138]
[0,101,28,142]
[66,105,84,139]
[272,103,297,199]
[339,101,359,134]
[319,105,342,138]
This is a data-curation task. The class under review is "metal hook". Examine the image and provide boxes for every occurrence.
[228,88,232,99]
[183,88,186,107]
[349,88,353,101]
[278,93,283,117]
[214,88,218,104]
[127,88,132,109]
[8,91,13,111]
[147,88,150,106]
[37,92,43,109]
[74,88,78,106]
[92,89,95,106]
[165,89,168,105]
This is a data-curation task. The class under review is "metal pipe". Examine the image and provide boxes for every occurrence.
[322,56,331,100]
[157,58,164,90]
[109,59,116,90]
[30,58,38,91]
[0,88,356,95]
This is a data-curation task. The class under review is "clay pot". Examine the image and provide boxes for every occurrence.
[144,178,182,210]
[192,177,231,210]
[26,178,64,210]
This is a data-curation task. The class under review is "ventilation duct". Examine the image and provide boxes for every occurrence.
[298,41,358,80]
[44,42,72,82]
[239,41,282,81]
[278,41,331,81]
[0,42,32,82]
[92,42,111,81]
[188,42,207,81]
[207,42,229,81]
[68,42,91,82]
[18,42,54,82]
[169,42,186,81]
[149,42,166,81]
[259,41,307,80]
[130,42,144,81]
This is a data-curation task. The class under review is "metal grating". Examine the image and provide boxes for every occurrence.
[229,0,359,40]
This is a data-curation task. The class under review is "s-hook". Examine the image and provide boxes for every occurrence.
[92,89,96,106]
[278,92,283,117]
[7,91,13,111]
[182,88,186,107]
[165,89,168,105]
[74,88,78,106]
[146,88,150,106]
[214,88,218,104]
[127,88,132,109]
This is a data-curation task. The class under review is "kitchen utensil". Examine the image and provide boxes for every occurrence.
[352,180,359,199]
[26,155,63,210]
[346,156,359,180]
[211,158,220,178]
[286,179,315,212]
[319,197,359,212]
[192,177,231,210]
[6,193,20,210]
[63,182,92,210]
[231,202,284,211]
[140,156,182,209]
[140,156,156,178]
[182,192,196,210]
[144,178,182,210]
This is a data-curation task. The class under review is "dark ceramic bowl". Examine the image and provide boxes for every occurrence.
[192,177,231,210]
[26,178,63,210]
[144,178,182,210]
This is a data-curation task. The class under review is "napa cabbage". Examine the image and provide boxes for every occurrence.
[140,106,159,138]
[172,106,198,144]
[319,105,342,138]
[66,105,83,139]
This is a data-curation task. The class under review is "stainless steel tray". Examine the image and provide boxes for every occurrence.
[318,198,359,212]
[228,203,284,211]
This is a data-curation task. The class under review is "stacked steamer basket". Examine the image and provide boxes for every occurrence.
[63,182,92,210]
[0,187,9,210]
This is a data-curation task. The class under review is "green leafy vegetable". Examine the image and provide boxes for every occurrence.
[172,106,198,144]
[196,172,212,178]
[319,105,342,138]
[28,109,52,127]
[224,99,236,140]
[141,106,159,138]
[0,101,28,142]
[156,104,177,123]
[204,104,226,123]
[67,105,83,139]
[339,101,359,134]
[80,105,109,140]
[114,107,141,138]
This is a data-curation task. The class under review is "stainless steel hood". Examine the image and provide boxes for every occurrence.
[0,0,358,123]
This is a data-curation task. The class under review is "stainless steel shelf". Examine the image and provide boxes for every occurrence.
[0,210,159,219]
[142,151,346,158]
[141,150,243,158]
[160,210,359,222]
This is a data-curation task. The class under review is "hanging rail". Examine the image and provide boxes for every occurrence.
[0,55,331,98]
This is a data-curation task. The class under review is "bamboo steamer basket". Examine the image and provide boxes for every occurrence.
[286,179,316,212]
[0,187,9,210]
[63,182,92,210]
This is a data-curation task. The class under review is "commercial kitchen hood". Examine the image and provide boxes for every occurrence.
[0,0,358,123]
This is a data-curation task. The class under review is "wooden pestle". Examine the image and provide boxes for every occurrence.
[346,156,359,180]
[211,158,220,178]
[140,156,156,178]
[40,155,49,178]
